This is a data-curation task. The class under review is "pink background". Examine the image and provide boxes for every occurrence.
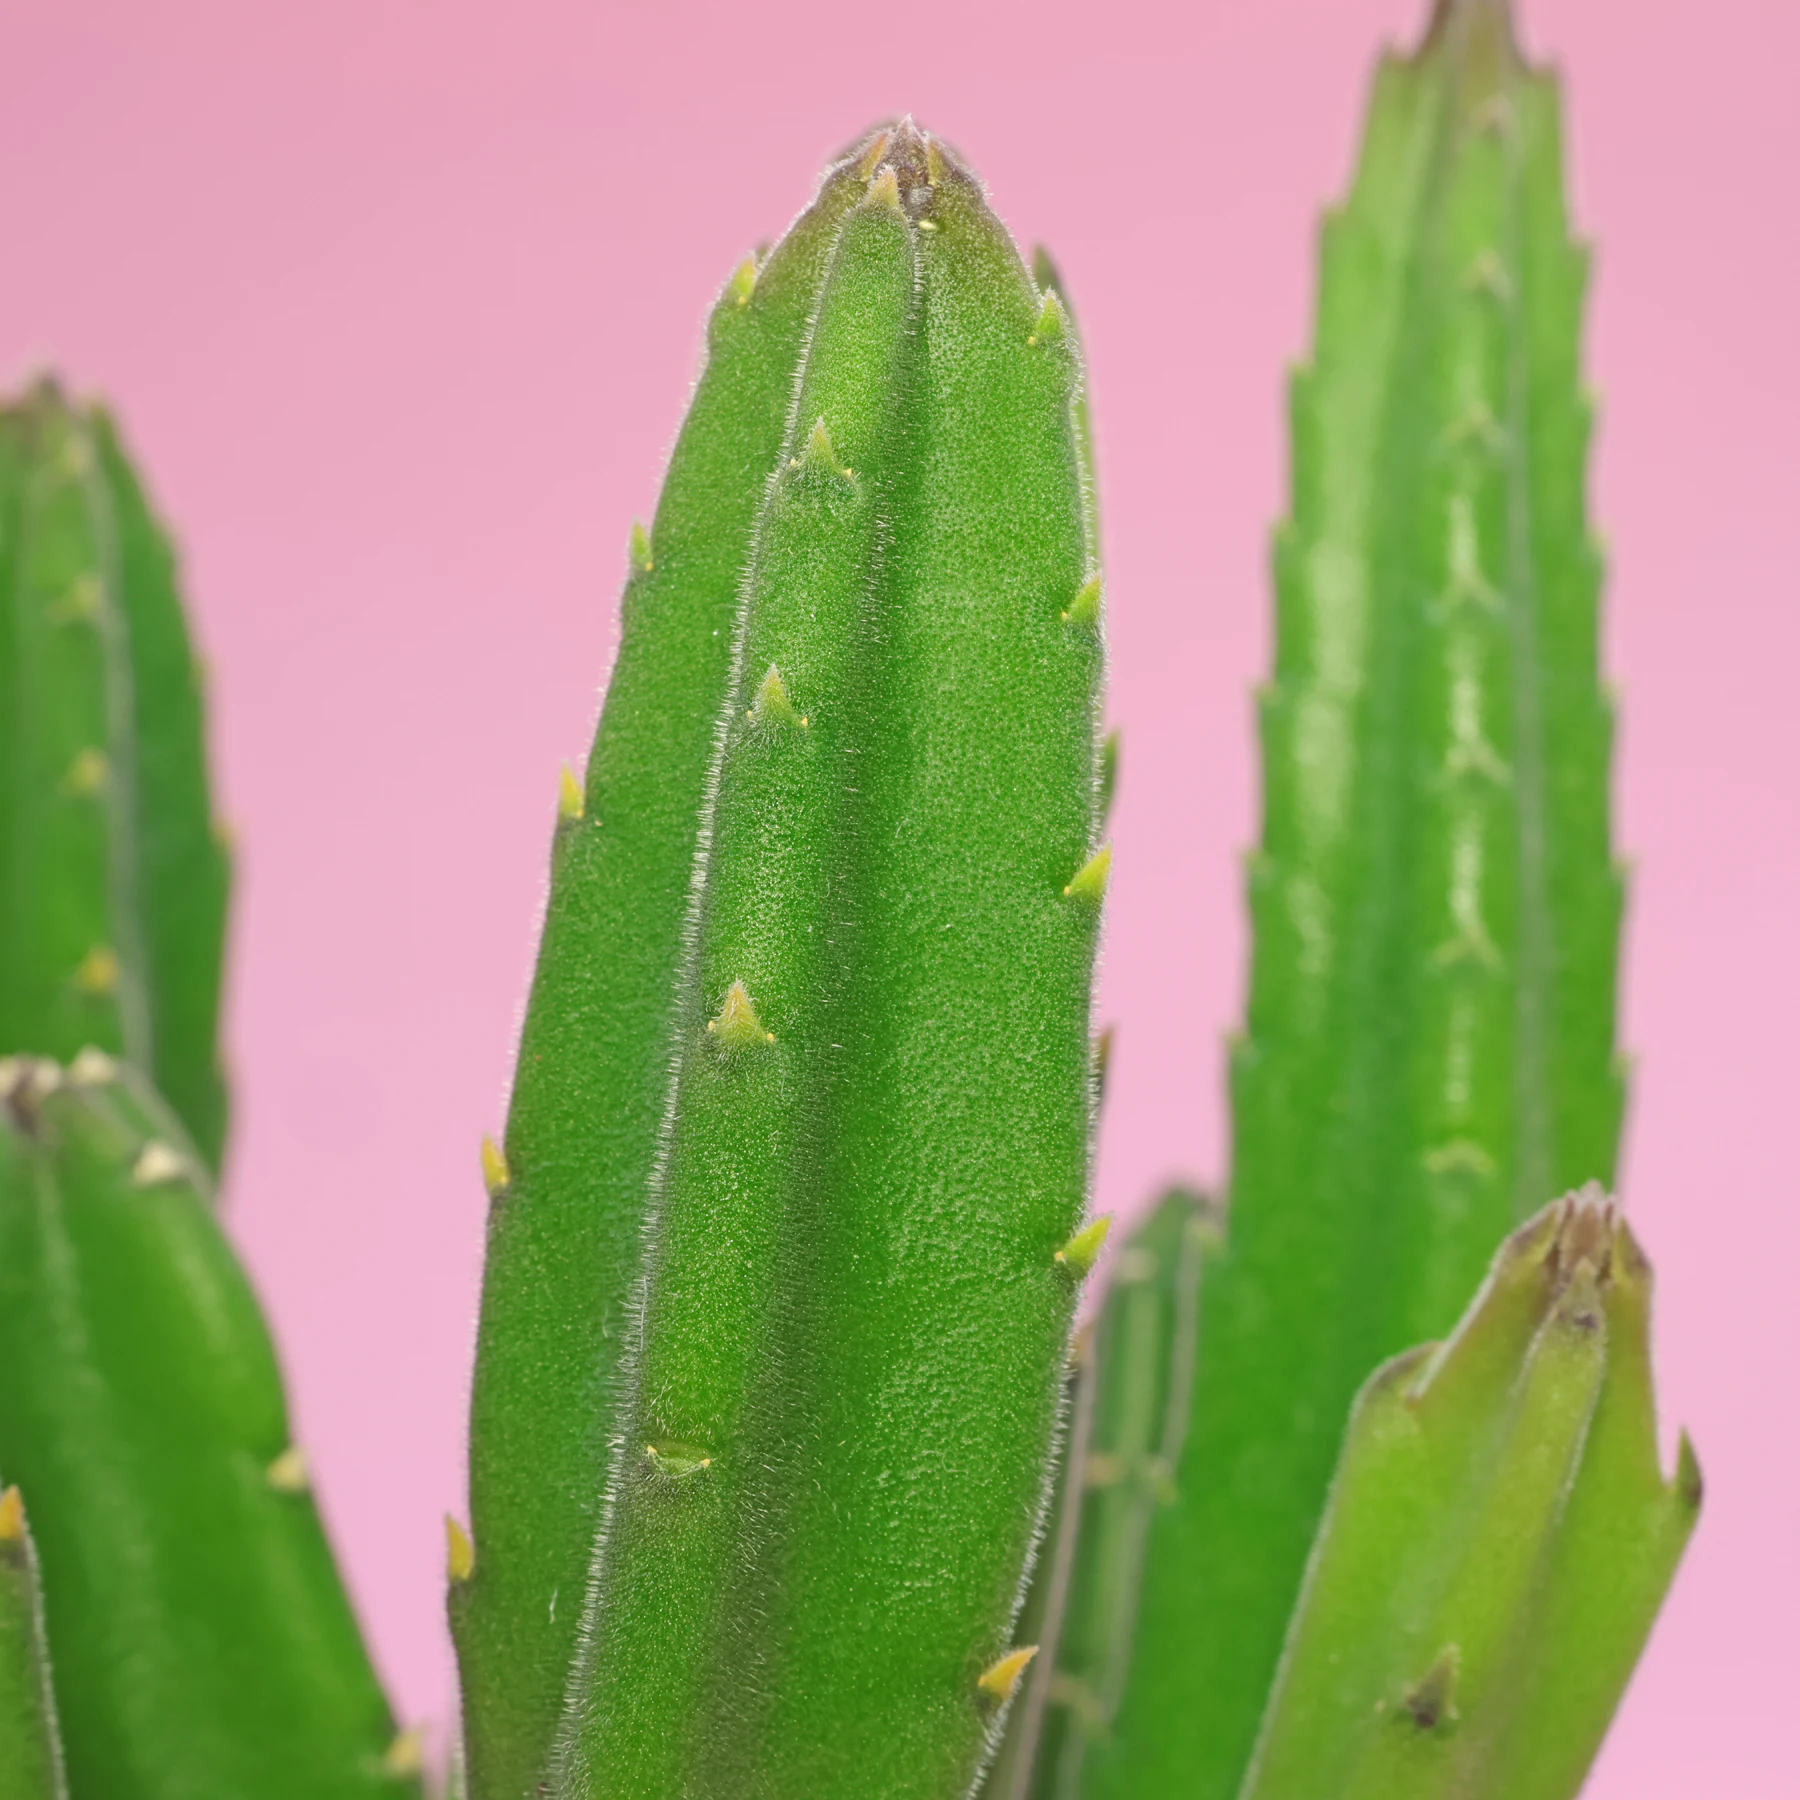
[3,0,1794,1790]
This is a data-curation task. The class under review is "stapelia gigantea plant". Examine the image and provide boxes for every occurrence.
[0,3,1698,1798]
[0,381,418,1796]
[1000,5,1697,1798]
[453,120,1107,1800]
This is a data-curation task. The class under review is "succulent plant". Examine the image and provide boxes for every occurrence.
[454,118,1108,1800]
[0,1484,64,1799]
[1031,5,1662,1797]
[0,3,1699,1798]
[0,1056,416,1798]
[1238,1189,1698,1800]
[0,390,415,1798]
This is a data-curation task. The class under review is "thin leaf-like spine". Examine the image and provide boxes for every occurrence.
[1090,7,1631,1796]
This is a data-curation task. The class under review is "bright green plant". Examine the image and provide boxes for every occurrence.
[0,381,230,1172]
[0,3,1698,1798]
[0,387,416,1798]
[454,120,1107,1800]
[1238,1189,1698,1800]
[1034,5,1667,1798]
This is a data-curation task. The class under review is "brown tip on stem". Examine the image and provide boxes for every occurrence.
[1535,1183,1640,1301]
[880,118,944,209]
[0,1486,24,1543]
[1420,0,1517,46]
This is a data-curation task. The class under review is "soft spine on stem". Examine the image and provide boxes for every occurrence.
[0,384,415,1798]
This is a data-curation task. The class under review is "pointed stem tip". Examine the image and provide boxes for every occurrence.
[793,416,852,481]
[747,664,807,729]
[866,165,903,213]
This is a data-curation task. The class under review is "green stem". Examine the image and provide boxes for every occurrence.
[0,385,230,1171]
[453,155,871,1800]
[0,1056,411,1798]
[1089,8,1626,1794]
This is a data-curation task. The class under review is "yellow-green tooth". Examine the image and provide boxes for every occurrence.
[1240,1192,1697,1800]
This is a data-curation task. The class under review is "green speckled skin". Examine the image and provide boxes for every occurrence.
[1241,1193,1697,1800]
[1089,6,1628,1796]
[0,384,230,1171]
[0,1059,411,1800]
[453,148,872,1800]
